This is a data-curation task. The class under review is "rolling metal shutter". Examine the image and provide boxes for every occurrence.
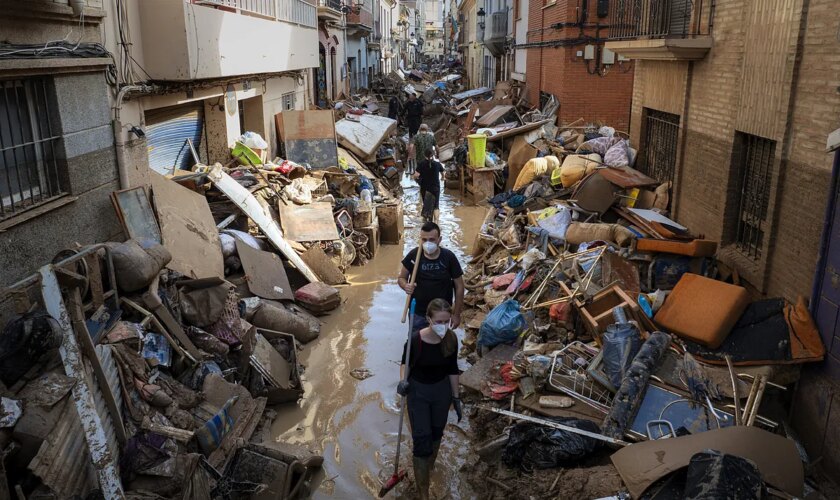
[145,103,204,174]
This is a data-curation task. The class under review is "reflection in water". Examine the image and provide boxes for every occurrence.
[271,178,486,498]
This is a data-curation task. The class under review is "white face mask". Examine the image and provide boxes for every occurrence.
[422,241,439,254]
[430,323,447,338]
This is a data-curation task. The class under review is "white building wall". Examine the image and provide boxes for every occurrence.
[513,0,528,80]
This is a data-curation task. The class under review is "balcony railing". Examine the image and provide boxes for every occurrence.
[607,0,712,40]
[195,0,316,27]
[488,11,508,40]
[319,0,341,9]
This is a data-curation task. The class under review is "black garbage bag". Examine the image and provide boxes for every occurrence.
[683,450,764,500]
[0,311,62,386]
[502,417,603,470]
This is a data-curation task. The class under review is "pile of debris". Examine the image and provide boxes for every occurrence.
[0,110,407,496]
[454,120,828,498]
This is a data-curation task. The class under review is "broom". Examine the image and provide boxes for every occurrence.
[379,299,416,497]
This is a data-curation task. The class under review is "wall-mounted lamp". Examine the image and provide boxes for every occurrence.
[477,7,486,30]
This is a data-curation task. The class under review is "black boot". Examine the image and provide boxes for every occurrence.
[413,456,431,500]
[429,440,441,471]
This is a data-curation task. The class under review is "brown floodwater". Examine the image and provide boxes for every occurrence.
[271,177,487,499]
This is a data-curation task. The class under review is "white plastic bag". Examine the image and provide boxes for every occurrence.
[238,131,268,150]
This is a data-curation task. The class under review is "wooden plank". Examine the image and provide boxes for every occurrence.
[276,201,340,242]
[235,240,293,300]
[150,171,224,279]
[476,105,515,127]
[275,110,339,169]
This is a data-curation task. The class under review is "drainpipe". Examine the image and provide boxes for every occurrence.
[113,84,156,189]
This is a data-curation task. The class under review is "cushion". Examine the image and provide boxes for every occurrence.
[654,273,750,348]
[636,238,718,257]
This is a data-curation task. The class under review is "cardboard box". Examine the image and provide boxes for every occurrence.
[377,202,404,244]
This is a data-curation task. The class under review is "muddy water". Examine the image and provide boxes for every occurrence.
[271,177,487,499]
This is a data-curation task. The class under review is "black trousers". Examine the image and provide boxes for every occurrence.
[407,117,422,137]
[407,377,452,457]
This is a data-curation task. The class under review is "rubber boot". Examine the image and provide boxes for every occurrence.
[429,440,441,471]
[413,456,431,500]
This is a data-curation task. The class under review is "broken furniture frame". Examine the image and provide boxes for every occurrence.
[6,244,126,499]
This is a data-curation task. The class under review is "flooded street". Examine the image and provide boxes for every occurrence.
[271,177,487,499]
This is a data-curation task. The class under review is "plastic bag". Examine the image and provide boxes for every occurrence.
[536,205,572,240]
[238,131,268,150]
[602,321,642,388]
[502,417,604,469]
[283,178,313,204]
[478,300,527,347]
[684,450,763,500]
[604,139,632,167]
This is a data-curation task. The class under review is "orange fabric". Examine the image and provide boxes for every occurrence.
[654,273,751,349]
[785,296,826,362]
[636,238,718,257]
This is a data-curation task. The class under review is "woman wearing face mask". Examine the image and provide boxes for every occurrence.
[397,298,462,500]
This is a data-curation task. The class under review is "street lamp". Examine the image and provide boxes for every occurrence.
[477,7,485,31]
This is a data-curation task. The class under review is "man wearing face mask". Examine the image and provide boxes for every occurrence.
[398,221,465,333]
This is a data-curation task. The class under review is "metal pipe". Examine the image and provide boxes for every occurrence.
[477,405,630,446]
[725,355,741,425]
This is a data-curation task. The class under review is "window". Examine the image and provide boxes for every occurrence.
[640,108,680,185]
[731,132,776,259]
[282,92,296,111]
[0,78,65,221]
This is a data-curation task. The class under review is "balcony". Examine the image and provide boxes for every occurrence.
[317,0,342,22]
[484,11,508,56]
[604,0,713,61]
[137,0,318,81]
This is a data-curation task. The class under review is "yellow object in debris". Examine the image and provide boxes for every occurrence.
[339,156,349,170]
[513,155,561,190]
[467,134,487,168]
[558,153,601,188]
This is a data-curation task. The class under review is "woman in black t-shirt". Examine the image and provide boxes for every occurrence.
[397,299,462,500]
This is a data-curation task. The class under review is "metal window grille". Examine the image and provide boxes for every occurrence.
[733,133,776,259]
[640,108,680,185]
[282,92,296,111]
[0,78,65,221]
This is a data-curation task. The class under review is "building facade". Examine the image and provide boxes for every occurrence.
[0,0,124,303]
[605,0,840,476]
[458,0,481,87]
[316,0,349,105]
[524,0,634,129]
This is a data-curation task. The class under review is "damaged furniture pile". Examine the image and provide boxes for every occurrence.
[456,123,828,498]
[0,113,408,497]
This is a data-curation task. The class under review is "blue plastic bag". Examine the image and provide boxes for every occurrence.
[479,300,527,347]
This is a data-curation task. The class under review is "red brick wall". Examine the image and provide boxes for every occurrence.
[524,0,634,130]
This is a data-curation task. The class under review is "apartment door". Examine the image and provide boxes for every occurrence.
[813,150,840,379]
[641,108,680,185]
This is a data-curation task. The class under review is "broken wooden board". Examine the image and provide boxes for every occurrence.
[335,115,397,160]
[611,426,804,498]
[476,105,515,127]
[460,344,517,396]
[236,240,293,300]
[275,110,338,170]
[277,201,340,242]
[150,171,224,279]
[598,165,658,188]
[300,244,346,285]
[111,187,161,244]
[487,118,555,142]
[207,164,319,283]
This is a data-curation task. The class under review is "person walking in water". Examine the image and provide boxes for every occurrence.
[404,92,424,137]
[398,221,465,332]
[397,298,463,500]
[414,148,444,222]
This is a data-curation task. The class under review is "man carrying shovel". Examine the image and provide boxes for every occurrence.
[398,222,465,332]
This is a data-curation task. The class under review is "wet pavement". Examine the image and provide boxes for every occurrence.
[271,176,487,499]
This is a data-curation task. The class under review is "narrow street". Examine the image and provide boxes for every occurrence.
[271,178,485,499]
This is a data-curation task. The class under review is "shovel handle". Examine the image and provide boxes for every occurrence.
[401,245,423,323]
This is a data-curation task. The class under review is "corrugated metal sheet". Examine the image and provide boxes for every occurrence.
[29,398,97,498]
[94,344,123,460]
[145,103,205,175]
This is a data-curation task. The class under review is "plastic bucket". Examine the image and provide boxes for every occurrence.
[467,133,487,168]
